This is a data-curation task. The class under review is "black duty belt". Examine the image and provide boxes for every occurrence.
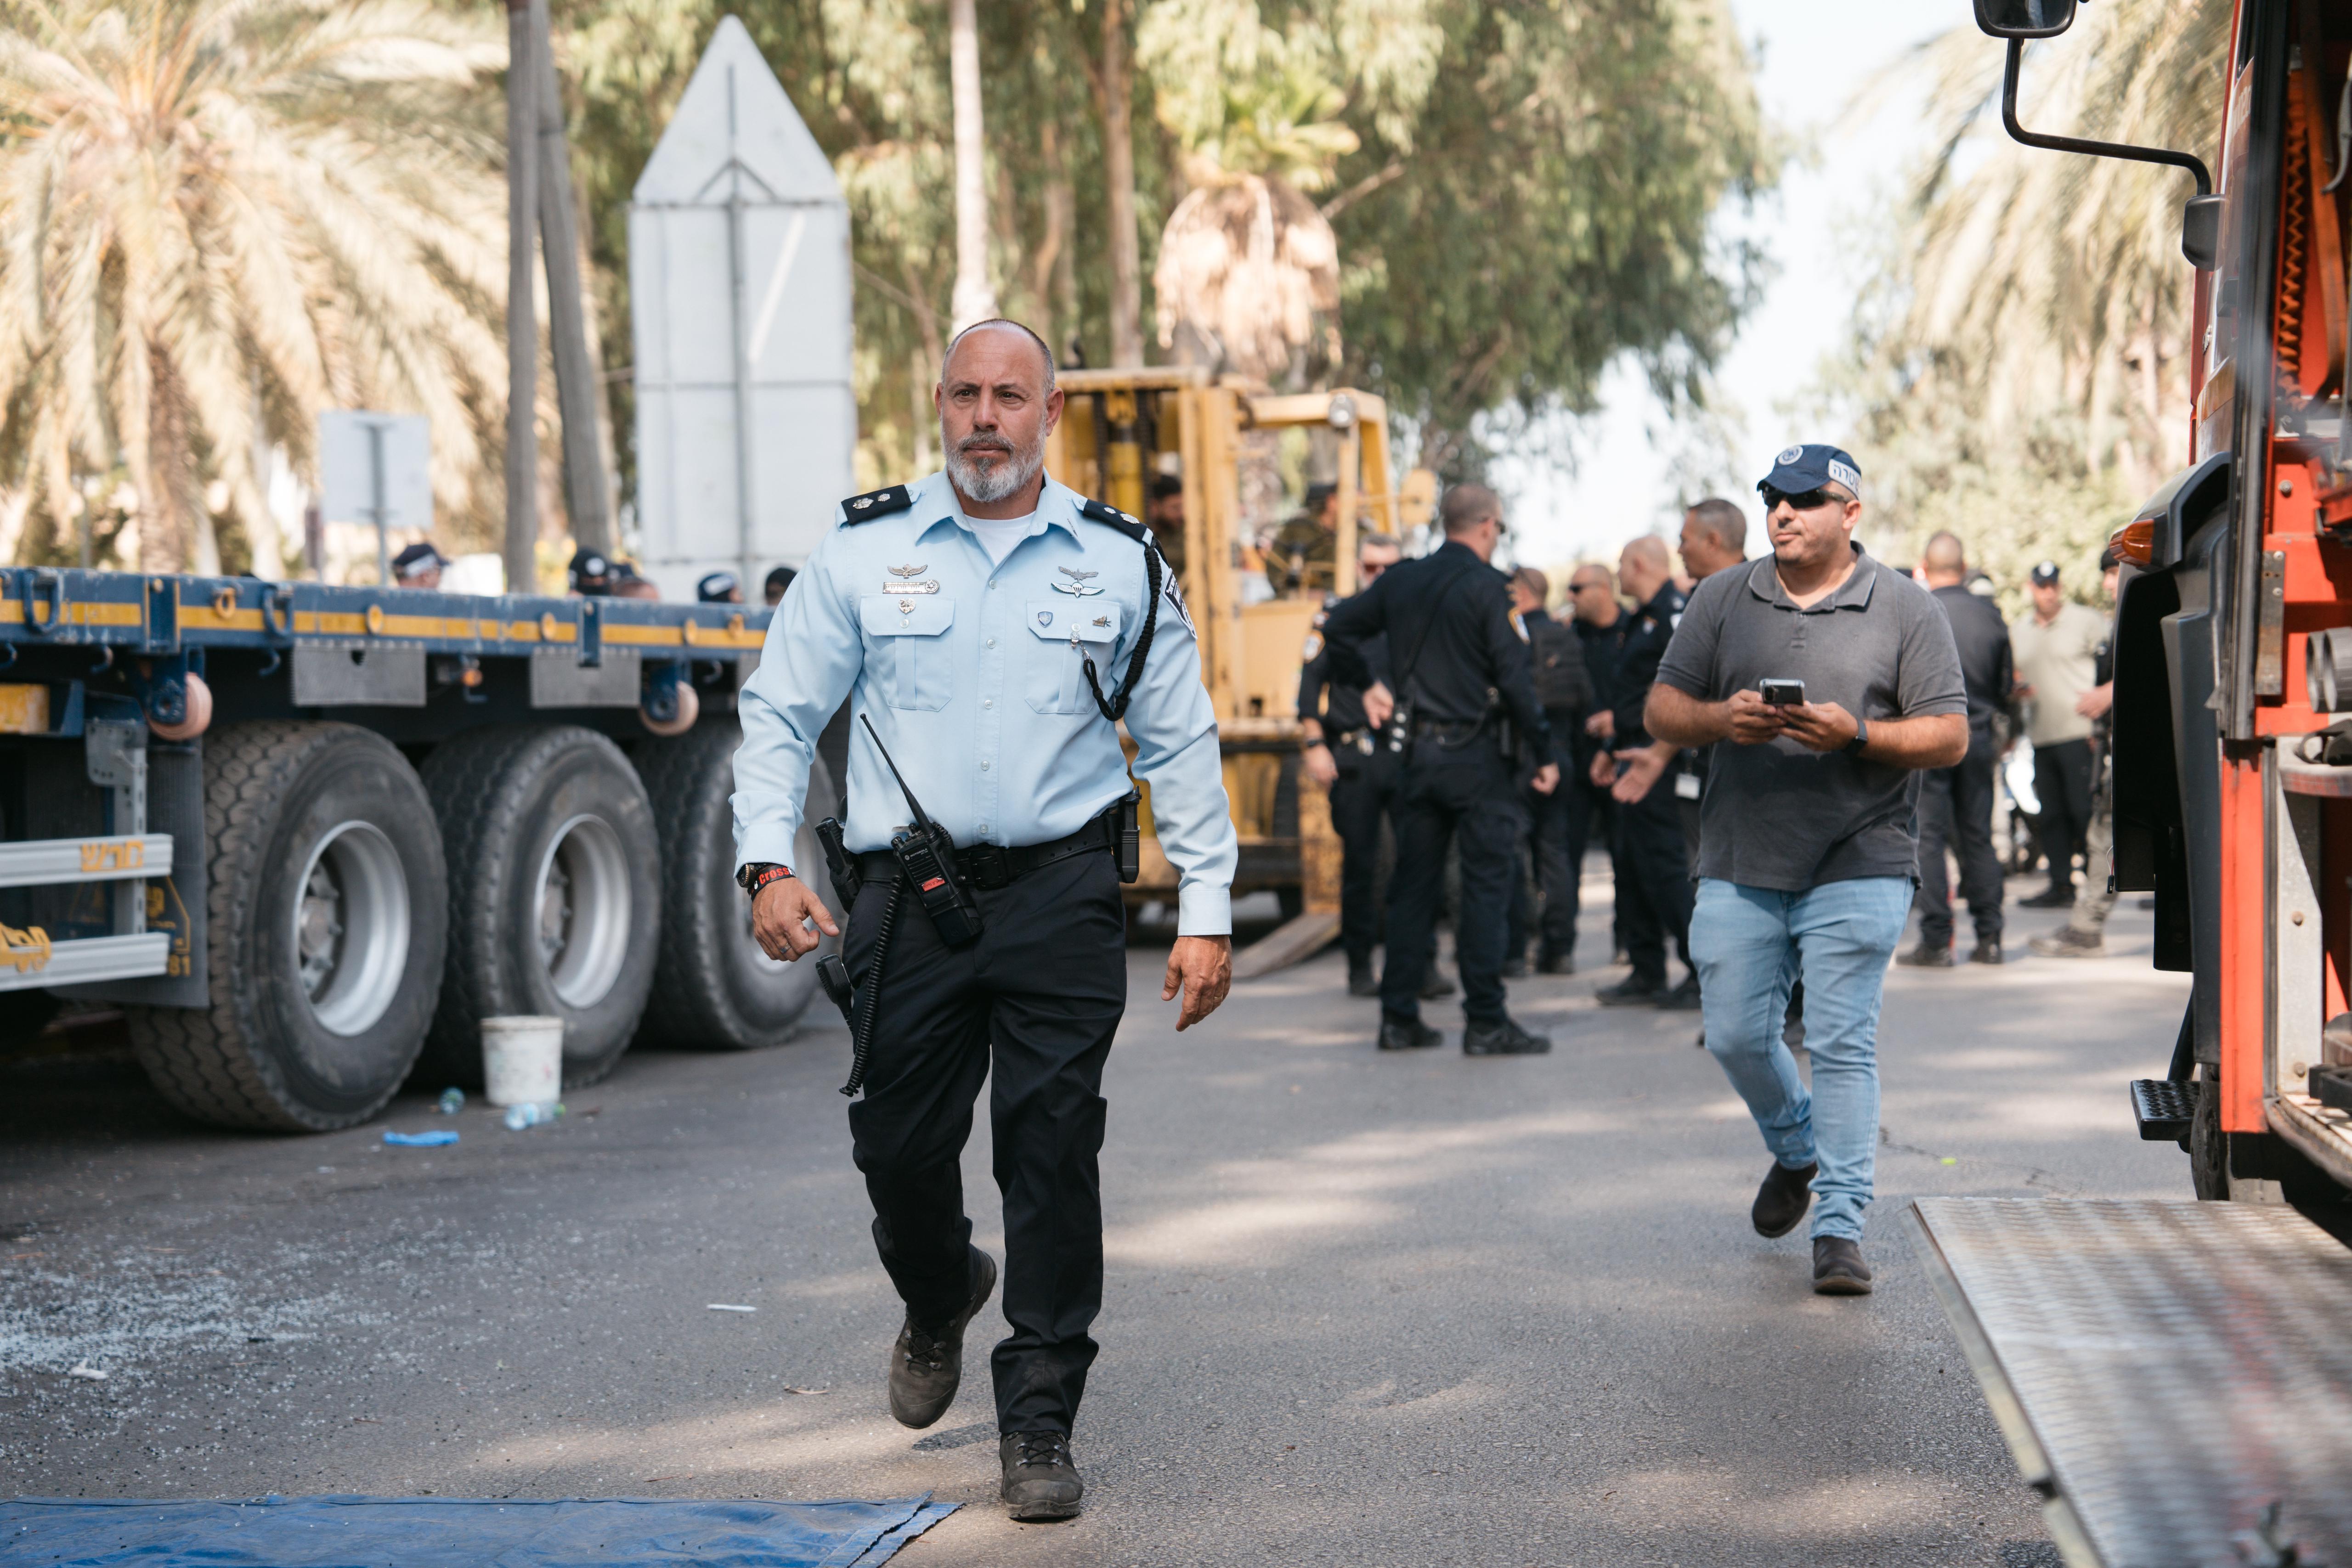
[1409,716,1488,745]
[856,805,1119,892]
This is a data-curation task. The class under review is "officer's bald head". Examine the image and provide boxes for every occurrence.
[1440,484,1503,536]
[1622,536,1669,574]
[943,319,1057,391]
[1921,530,1966,587]
[1618,534,1672,601]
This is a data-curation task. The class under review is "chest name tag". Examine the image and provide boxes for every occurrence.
[884,580,940,594]
[1674,772,1702,800]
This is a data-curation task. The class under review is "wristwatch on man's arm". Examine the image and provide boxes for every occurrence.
[737,862,795,897]
[1843,714,1870,757]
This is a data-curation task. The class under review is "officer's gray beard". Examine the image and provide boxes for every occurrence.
[944,430,1044,505]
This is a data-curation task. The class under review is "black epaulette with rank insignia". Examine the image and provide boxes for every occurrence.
[840,484,916,523]
[1078,496,1150,546]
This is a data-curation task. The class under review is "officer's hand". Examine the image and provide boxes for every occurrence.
[1726,689,1789,745]
[1362,682,1395,728]
[1163,935,1233,1031]
[1585,709,1615,739]
[1610,747,1667,803]
[2076,682,2113,719]
[1589,750,1618,788]
[1779,700,1858,754]
[1530,762,1561,795]
[1302,742,1340,788]
[752,876,838,961]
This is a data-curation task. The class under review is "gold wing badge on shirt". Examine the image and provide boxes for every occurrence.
[1052,565,1104,597]
[885,562,939,594]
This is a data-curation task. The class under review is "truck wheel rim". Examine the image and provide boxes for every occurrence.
[535,813,630,1009]
[294,821,412,1037]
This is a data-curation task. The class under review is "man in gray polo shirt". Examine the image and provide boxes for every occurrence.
[1646,445,1967,1296]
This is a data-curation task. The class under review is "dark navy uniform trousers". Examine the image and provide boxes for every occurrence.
[842,846,1126,1437]
[1380,740,1528,1023]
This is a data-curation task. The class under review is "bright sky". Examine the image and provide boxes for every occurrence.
[1492,1,1976,573]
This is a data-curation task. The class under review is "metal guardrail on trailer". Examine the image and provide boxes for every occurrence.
[0,567,836,1131]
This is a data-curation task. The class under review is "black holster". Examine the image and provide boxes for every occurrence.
[816,817,861,908]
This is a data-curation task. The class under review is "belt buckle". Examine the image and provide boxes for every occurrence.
[964,843,1010,890]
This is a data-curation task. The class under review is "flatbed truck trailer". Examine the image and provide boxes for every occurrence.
[0,566,838,1130]
[1910,4,2352,1562]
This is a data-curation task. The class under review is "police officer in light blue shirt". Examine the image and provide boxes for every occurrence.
[730,318,1236,1523]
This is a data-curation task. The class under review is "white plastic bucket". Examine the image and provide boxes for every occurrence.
[481,1015,563,1107]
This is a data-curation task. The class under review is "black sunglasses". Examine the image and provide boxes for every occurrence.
[1762,485,1849,513]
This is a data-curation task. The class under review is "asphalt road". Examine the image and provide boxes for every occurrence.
[1,872,2191,1567]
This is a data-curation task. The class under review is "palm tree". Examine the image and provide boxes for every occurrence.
[1147,30,1355,384]
[0,0,511,575]
[1846,0,2228,544]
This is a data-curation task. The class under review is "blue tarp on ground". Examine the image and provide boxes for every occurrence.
[0,1494,957,1568]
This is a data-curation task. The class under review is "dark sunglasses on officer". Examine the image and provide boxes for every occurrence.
[1759,484,1853,513]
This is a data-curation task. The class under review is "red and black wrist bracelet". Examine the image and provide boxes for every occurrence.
[744,864,795,897]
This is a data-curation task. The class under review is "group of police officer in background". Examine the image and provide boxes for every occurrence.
[1296,489,1768,1043]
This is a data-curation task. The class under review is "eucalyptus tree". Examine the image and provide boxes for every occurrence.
[565,0,1770,488]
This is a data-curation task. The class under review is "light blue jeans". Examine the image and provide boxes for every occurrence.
[1689,875,1913,1241]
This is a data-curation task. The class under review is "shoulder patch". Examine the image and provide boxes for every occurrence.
[840,484,915,523]
[1078,496,1150,545]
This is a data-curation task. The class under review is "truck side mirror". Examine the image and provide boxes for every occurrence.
[2181,195,2222,271]
[1974,0,2075,38]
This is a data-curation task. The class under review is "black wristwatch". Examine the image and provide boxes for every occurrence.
[736,861,791,894]
[1843,715,1870,757]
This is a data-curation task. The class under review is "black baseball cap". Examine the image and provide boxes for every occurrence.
[2030,560,2061,585]
[696,570,740,603]
[569,547,612,592]
[1758,443,1864,500]
[391,542,447,579]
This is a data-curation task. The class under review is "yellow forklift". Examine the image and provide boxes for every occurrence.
[1042,369,1430,972]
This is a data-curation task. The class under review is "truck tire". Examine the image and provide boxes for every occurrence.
[632,722,836,1048]
[2190,1065,2228,1200]
[418,725,661,1088]
[124,722,449,1131]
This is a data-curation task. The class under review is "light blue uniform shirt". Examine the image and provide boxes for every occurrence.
[732,470,1238,936]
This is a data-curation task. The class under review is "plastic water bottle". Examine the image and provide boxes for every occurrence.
[436,1087,465,1115]
[502,1102,541,1131]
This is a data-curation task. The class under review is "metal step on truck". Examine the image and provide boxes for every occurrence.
[0,566,836,1131]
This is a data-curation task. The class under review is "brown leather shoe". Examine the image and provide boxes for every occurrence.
[886,1247,996,1429]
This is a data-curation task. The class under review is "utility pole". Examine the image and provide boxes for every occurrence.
[503,0,539,596]
[534,0,614,556]
[948,0,995,332]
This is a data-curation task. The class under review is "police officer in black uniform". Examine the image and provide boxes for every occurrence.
[1594,534,1699,1008]
[1300,534,1456,1000]
[1322,484,1560,1055]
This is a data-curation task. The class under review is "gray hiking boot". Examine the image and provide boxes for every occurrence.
[886,1247,996,1429]
[1001,1431,1084,1521]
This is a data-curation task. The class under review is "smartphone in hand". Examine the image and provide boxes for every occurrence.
[1759,678,1806,706]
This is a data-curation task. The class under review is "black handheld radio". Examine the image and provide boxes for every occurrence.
[859,715,984,947]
